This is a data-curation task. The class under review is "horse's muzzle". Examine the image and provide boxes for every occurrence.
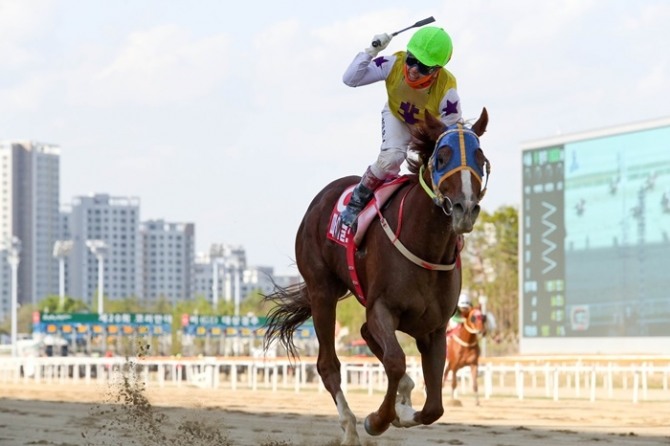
[451,201,480,234]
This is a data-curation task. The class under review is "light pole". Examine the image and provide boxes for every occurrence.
[211,257,223,309]
[7,237,21,357]
[86,240,108,315]
[53,240,73,311]
[479,295,488,357]
[234,262,241,317]
[225,258,242,317]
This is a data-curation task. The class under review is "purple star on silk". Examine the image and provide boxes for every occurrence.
[373,56,388,67]
[443,100,459,116]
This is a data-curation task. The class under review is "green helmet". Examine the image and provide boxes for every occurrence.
[406,26,453,67]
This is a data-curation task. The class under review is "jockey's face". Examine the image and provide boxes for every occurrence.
[405,52,439,76]
[404,52,440,87]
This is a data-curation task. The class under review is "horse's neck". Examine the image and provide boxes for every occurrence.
[456,324,478,342]
[400,183,460,261]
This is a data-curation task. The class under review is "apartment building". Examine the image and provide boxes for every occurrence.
[66,194,142,306]
[140,219,195,305]
[0,141,60,319]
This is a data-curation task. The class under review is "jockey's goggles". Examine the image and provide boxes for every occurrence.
[405,52,439,76]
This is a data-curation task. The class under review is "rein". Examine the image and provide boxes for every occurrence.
[375,186,457,271]
[372,125,486,271]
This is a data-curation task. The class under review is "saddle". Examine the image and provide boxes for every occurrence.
[326,175,463,305]
[327,176,410,247]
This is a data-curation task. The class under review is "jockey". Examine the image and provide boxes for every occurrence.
[447,293,473,333]
[340,25,463,229]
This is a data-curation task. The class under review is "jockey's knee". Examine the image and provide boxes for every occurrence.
[372,149,406,179]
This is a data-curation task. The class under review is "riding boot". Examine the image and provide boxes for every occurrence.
[340,167,384,228]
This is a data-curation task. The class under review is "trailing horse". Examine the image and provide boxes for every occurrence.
[264,108,490,446]
[443,306,488,406]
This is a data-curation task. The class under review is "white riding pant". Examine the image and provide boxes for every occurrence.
[369,104,412,181]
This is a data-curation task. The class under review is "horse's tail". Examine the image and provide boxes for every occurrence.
[263,282,312,361]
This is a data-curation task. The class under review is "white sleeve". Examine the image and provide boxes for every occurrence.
[343,52,395,87]
[438,88,463,126]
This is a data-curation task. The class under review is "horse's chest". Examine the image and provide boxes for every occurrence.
[398,302,451,335]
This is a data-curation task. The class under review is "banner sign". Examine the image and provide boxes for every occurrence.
[33,312,173,337]
[32,312,315,340]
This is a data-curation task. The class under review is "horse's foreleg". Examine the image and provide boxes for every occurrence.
[451,368,458,400]
[442,362,450,389]
[397,373,415,406]
[362,304,405,436]
[362,323,414,407]
[471,363,480,406]
[412,331,446,426]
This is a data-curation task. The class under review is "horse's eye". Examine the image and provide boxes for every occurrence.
[436,146,452,171]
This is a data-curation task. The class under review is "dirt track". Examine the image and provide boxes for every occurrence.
[0,381,669,445]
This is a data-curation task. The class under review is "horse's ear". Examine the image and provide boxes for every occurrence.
[471,107,489,137]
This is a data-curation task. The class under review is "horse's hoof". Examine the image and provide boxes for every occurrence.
[363,413,389,436]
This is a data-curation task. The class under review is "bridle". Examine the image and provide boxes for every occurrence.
[449,308,486,348]
[418,123,491,216]
[376,123,490,271]
[463,308,486,335]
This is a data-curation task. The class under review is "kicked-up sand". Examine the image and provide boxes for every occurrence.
[0,377,669,446]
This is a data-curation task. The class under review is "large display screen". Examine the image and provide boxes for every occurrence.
[522,124,670,339]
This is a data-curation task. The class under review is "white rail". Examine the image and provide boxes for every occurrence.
[0,356,668,403]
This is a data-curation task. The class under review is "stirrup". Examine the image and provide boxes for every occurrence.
[340,207,358,228]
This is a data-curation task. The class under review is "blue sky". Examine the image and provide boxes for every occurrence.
[1,0,668,275]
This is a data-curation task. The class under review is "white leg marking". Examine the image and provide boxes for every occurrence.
[394,400,419,428]
[335,390,361,446]
[397,373,415,406]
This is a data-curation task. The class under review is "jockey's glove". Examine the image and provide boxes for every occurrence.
[365,33,392,57]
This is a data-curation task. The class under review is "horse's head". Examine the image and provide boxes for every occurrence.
[407,108,490,234]
[465,307,487,336]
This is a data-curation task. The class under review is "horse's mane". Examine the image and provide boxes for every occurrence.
[406,111,448,175]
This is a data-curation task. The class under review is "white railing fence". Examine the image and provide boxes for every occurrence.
[0,356,668,403]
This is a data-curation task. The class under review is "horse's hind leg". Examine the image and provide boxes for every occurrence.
[309,284,360,446]
[471,363,480,406]
[450,366,459,401]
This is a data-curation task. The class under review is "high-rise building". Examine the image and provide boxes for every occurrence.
[66,194,142,305]
[194,244,247,308]
[140,219,195,304]
[0,141,60,317]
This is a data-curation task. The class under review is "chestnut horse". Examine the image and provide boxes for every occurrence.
[442,307,487,406]
[264,108,490,446]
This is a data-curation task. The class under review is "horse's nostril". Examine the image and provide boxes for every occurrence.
[472,204,481,219]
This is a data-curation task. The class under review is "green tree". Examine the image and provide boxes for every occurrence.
[38,295,89,313]
[0,302,38,338]
[240,289,274,317]
[461,205,519,354]
[150,296,173,314]
[104,295,147,313]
